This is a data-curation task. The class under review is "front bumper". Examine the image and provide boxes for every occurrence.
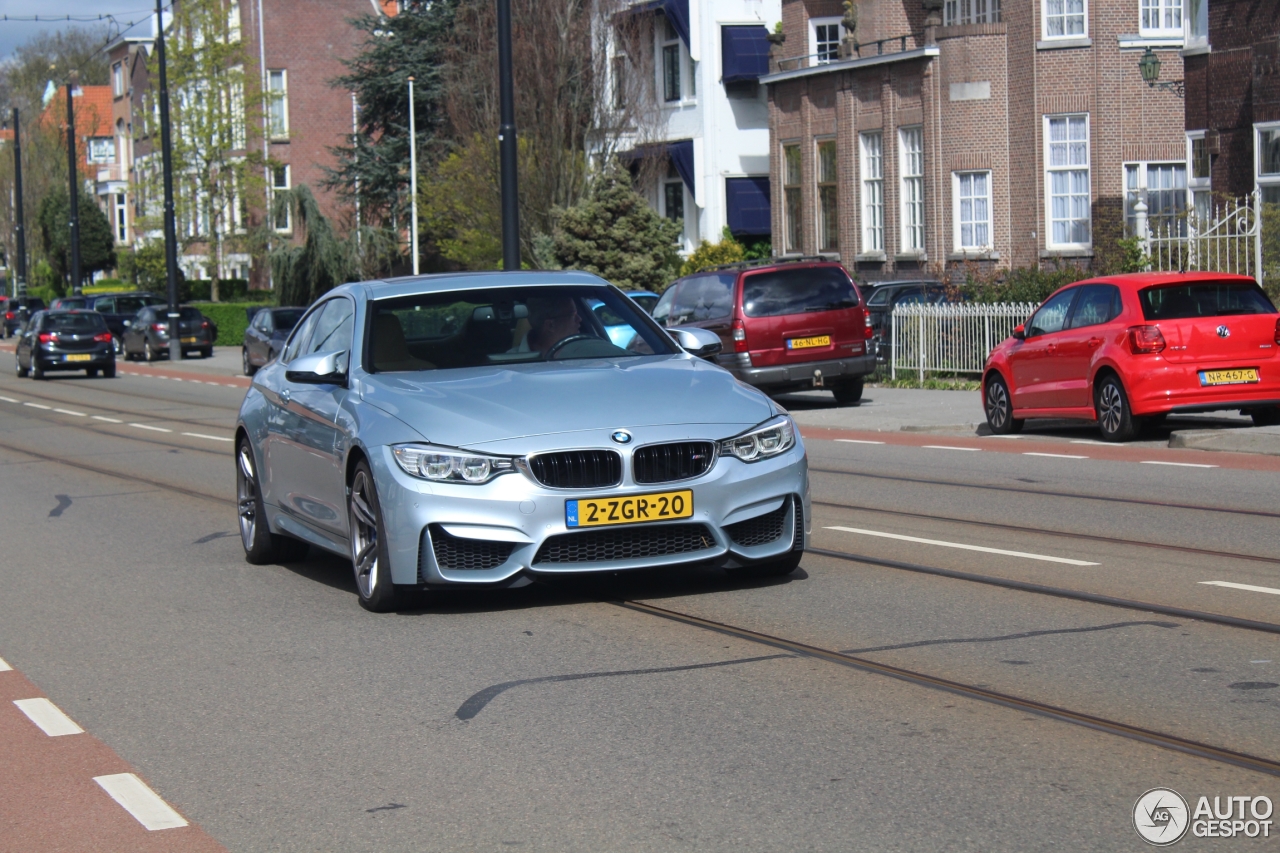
[374,441,810,587]
[725,354,877,390]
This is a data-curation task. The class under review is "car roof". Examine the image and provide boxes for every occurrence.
[1062,271,1258,291]
[342,270,613,301]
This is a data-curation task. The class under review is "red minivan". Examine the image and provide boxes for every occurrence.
[655,259,875,403]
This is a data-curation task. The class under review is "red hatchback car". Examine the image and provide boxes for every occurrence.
[983,271,1280,441]
[655,259,875,404]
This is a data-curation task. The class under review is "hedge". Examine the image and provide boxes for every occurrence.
[194,302,267,347]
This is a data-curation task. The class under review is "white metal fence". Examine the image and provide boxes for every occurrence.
[1143,190,1262,279]
[889,303,1038,381]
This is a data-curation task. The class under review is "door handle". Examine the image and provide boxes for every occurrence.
[1088,337,1103,347]
[1046,343,1057,353]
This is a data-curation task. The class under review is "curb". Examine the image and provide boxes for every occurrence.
[1169,427,1280,457]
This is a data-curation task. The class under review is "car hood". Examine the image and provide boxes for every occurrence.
[358,355,773,449]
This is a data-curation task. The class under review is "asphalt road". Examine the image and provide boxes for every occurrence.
[0,366,1277,851]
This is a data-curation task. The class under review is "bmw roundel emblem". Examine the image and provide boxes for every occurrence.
[611,430,633,444]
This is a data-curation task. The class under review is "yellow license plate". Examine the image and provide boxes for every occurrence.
[64,354,92,362]
[786,335,831,350]
[180,336,199,344]
[1199,368,1259,386]
[566,489,693,528]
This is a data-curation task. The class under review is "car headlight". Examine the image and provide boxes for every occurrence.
[720,415,796,462]
[391,444,516,484]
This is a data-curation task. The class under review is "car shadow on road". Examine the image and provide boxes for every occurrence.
[971,413,1253,444]
[278,549,809,616]
[772,392,866,411]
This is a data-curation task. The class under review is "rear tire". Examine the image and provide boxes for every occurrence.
[15,357,27,378]
[237,438,309,565]
[102,363,116,378]
[31,362,44,380]
[202,347,213,359]
[1251,406,1280,427]
[243,348,257,376]
[349,461,405,612]
[1095,374,1138,442]
[984,374,1024,435]
[831,377,864,405]
[85,368,98,378]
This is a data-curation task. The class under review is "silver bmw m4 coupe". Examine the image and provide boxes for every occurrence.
[235,271,809,611]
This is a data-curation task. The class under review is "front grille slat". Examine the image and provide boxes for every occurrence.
[529,450,621,489]
[426,525,516,572]
[724,500,790,548]
[534,523,715,564]
[632,441,715,484]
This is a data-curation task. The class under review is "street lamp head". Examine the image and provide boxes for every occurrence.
[1139,47,1161,86]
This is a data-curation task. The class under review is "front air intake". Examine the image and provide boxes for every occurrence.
[533,523,715,564]
[527,450,622,489]
[425,525,515,573]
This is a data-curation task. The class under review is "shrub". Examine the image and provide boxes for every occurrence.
[192,302,260,347]
[954,263,1090,304]
[679,231,744,277]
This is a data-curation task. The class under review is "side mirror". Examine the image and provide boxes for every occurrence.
[1011,324,1026,341]
[668,327,723,360]
[285,350,348,385]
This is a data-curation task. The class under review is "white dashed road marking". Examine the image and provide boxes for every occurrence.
[1141,460,1218,469]
[835,439,886,445]
[0,655,11,672]
[1023,452,1089,460]
[0,395,17,402]
[94,773,190,831]
[92,415,123,423]
[53,408,86,417]
[22,402,50,410]
[181,432,233,442]
[1200,581,1280,596]
[13,698,85,737]
[921,445,981,452]
[824,526,1101,566]
[129,423,173,433]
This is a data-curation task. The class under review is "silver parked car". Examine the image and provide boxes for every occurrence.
[235,271,809,611]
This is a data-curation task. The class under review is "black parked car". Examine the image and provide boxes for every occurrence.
[121,305,216,361]
[3,296,47,338]
[241,306,304,375]
[51,292,167,354]
[15,310,116,379]
[863,280,950,361]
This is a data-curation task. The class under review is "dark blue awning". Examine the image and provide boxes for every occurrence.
[620,138,696,202]
[616,0,690,50]
[725,176,771,236]
[721,26,770,83]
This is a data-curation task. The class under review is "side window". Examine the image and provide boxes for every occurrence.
[693,274,736,322]
[1026,288,1078,337]
[652,285,678,326]
[281,308,320,363]
[671,279,701,324]
[868,288,891,306]
[1067,285,1120,329]
[95,299,115,313]
[305,298,355,356]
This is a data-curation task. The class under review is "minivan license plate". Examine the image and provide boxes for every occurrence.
[1199,368,1259,386]
[566,489,693,528]
[787,336,830,350]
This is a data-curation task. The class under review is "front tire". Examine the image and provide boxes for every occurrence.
[1251,406,1280,427]
[243,348,257,376]
[349,461,404,612]
[86,368,98,378]
[15,357,27,378]
[1096,375,1138,442]
[984,374,1023,435]
[237,438,309,565]
[831,377,864,405]
[144,340,158,362]
[31,362,44,380]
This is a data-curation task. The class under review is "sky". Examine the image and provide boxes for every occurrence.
[0,1,156,64]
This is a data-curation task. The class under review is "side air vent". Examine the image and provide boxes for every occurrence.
[425,525,516,573]
[724,500,790,548]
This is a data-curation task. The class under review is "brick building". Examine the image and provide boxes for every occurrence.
[762,0,1187,279]
[1182,1,1280,205]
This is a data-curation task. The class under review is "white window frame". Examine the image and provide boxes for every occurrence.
[899,126,925,254]
[953,170,993,252]
[656,16,689,105]
[1255,121,1280,206]
[1184,0,1208,48]
[816,138,838,253]
[944,0,1001,26]
[1044,113,1091,250]
[1125,161,1187,236]
[1139,0,1181,37]
[271,164,292,233]
[87,137,115,164]
[227,1,241,43]
[810,17,841,65]
[1042,0,1087,40]
[859,132,884,255]
[1185,130,1211,223]
[112,62,124,98]
[782,142,802,254]
[230,66,246,151]
[267,69,289,140]
[113,192,128,243]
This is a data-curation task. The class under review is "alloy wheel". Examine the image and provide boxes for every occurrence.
[349,469,380,600]
[237,445,259,550]
[1098,382,1123,434]
[986,381,1009,430]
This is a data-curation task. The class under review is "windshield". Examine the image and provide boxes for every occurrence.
[368,285,676,373]
[44,312,107,332]
[742,267,858,318]
[177,307,205,321]
[274,309,305,330]
[1139,281,1277,320]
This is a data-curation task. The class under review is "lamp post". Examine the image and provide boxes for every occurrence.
[11,108,27,298]
[497,0,520,271]
[1138,47,1184,98]
[65,74,82,295]
[155,0,182,361]
[408,76,419,276]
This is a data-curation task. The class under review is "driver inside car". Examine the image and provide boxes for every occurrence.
[510,296,584,357]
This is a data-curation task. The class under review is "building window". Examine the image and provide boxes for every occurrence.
[112,62,125,98]
[1185,0,1207,46]
[811,18,841,64]
[1186,131,1211,223]
[272,165,291,232]
[1043,0,1086,38]
[1139,0,1180,35]
[859,132,884,253]
[661,17,682,102]
[944,0,1001,26]
[1125,162,1187,236]
[1045,114,1090,248]
[227,1,241,42]
[1256,124,1280,206]
[783,144,802,253]
[113,193,128,243]
[899,127,924,254]
[954,171,992,251]
[230,70,246,150]
[663,161,685,243]
[268,69,288,139]
[88,137,115,163]
[611,55,627,110]
[816,140,838,252]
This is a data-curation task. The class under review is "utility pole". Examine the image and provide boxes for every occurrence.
[155,0,182,361]
[408,76,418,276]
[65,74,82,295]
[497,0,519,271]
[11,108,27,298]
